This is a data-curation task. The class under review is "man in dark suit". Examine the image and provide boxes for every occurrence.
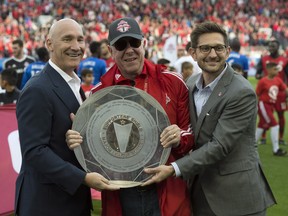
[143,22,276,215]
[15,18,118,216]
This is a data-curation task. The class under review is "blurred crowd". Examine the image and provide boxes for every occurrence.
[0,0,288,59]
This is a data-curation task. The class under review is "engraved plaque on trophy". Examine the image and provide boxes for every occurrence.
[72,86,171,188]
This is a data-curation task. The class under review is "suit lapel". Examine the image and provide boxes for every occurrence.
[193,66,234,139]
[189,85,198,130]
[186,74,199,132]
[44,64,80,114]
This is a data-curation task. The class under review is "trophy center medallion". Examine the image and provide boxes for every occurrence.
[100,115,144,158]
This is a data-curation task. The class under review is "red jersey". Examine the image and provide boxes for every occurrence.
[81,84,94,93]
[91,59,193,216]
[256,76,287,104]
[81,84,94,98]
[261,55,288,84]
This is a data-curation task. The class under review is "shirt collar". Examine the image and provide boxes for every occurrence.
[49,59,81,84]
[195,63,227,91]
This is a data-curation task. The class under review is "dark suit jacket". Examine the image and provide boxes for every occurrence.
[178,65,276,215]
[15,63,91,216]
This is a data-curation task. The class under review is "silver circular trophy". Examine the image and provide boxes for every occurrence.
[72,86,171,188]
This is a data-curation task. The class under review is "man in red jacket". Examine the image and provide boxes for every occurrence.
[66,17,194,215]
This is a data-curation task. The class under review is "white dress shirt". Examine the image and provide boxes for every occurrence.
[49,60,82,105]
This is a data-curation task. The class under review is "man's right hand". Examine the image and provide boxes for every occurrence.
[67,114,120,191]
[84,172,120,191]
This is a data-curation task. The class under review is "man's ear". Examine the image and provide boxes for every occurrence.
[108,45,114,59]
[45,39,53,52]
[225,46,231,58]
[189,47,197,61]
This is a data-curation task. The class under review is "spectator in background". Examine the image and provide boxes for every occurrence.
[3,39,35,89]
[0,68,20,105]
[157,58,171,67]
[227,37,249,79]
[256,39,288,145]
[157,58,176,72]
[173,42,201,77]
[255,62,288,156]
[181,61,193,82]
[177,45,186,59]
[78,41,106,85]
[80,68,94,98]
[100,39,115,71]
[21,47,49,89]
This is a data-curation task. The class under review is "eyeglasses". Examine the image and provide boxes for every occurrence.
[196,45,227,54]
[113,38,142,51]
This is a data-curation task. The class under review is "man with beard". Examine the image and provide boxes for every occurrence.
[3,39,35,89]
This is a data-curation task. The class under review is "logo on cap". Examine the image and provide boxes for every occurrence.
[117,20,131,33]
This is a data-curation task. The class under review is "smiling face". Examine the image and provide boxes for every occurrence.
[191,33,230,77]
[109,37,146,80]
[46,19,85,75]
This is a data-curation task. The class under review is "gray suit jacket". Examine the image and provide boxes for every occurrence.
[177,65,276,215]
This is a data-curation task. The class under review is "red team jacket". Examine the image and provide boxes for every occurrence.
[91,59,194,216]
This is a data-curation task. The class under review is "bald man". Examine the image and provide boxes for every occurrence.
[15,18,118,216]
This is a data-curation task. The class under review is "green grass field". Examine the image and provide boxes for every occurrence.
[91,77,288,216]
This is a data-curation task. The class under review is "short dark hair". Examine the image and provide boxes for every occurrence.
[229,38,241,52]
[190,22,229,48]
[80,68,93,78]
[36,47,49,62]
[181,61,193,72]
[100,39,109,45]
[185,42,191,52]
[89,41,101,56]
[231,63,243,71]
[268,39,280,47]
[157,58,170,65]
[266,62,278,69]
[1,68,18,85]
[12,39,24,47]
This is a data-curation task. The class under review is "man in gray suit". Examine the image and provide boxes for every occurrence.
[143,22,276,215]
